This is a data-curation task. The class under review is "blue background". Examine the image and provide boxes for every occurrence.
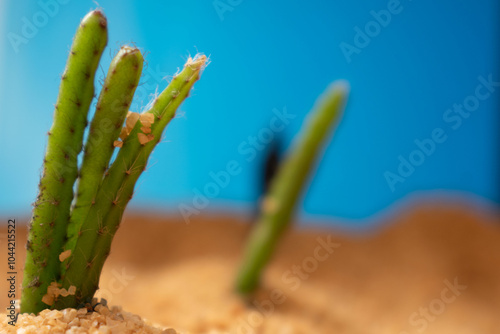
[0,0,498,226]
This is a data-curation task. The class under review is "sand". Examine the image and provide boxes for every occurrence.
[1,201,499,333]
[0,303,177,333]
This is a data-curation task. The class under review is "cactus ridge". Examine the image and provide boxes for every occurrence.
[55,55,207,307]
[20,10,108,315]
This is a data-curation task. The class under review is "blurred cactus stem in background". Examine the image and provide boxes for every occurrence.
[21,10,107,315]
[236,81,349,294]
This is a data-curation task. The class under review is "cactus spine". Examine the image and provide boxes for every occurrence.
[21,10,107,315]
[236,81,349,294]
[56,55,207,308]
[64,46,143,256]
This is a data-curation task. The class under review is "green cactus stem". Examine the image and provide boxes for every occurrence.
[235,81,349,294]
[21,10,107,315]
[56,55,207,308]
[64,46,143,257]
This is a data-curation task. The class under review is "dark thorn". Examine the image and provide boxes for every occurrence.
[27,277,41,289]
[99,17,107,29]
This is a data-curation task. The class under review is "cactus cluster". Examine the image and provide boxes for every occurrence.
[21,9,206,314]
[236,81,349,294]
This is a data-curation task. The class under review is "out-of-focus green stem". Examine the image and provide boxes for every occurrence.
[235,81,349,294]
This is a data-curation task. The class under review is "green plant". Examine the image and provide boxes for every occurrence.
[235,81,349,294]
[21,9,206,314]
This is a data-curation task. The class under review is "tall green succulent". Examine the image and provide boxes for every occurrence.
[21,10,108,314]
[57,56,206,308]
[64,46,144,256]
[21,9,207,314]
[236,81,349,294]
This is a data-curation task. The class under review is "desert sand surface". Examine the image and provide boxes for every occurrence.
[1,201,499,333]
